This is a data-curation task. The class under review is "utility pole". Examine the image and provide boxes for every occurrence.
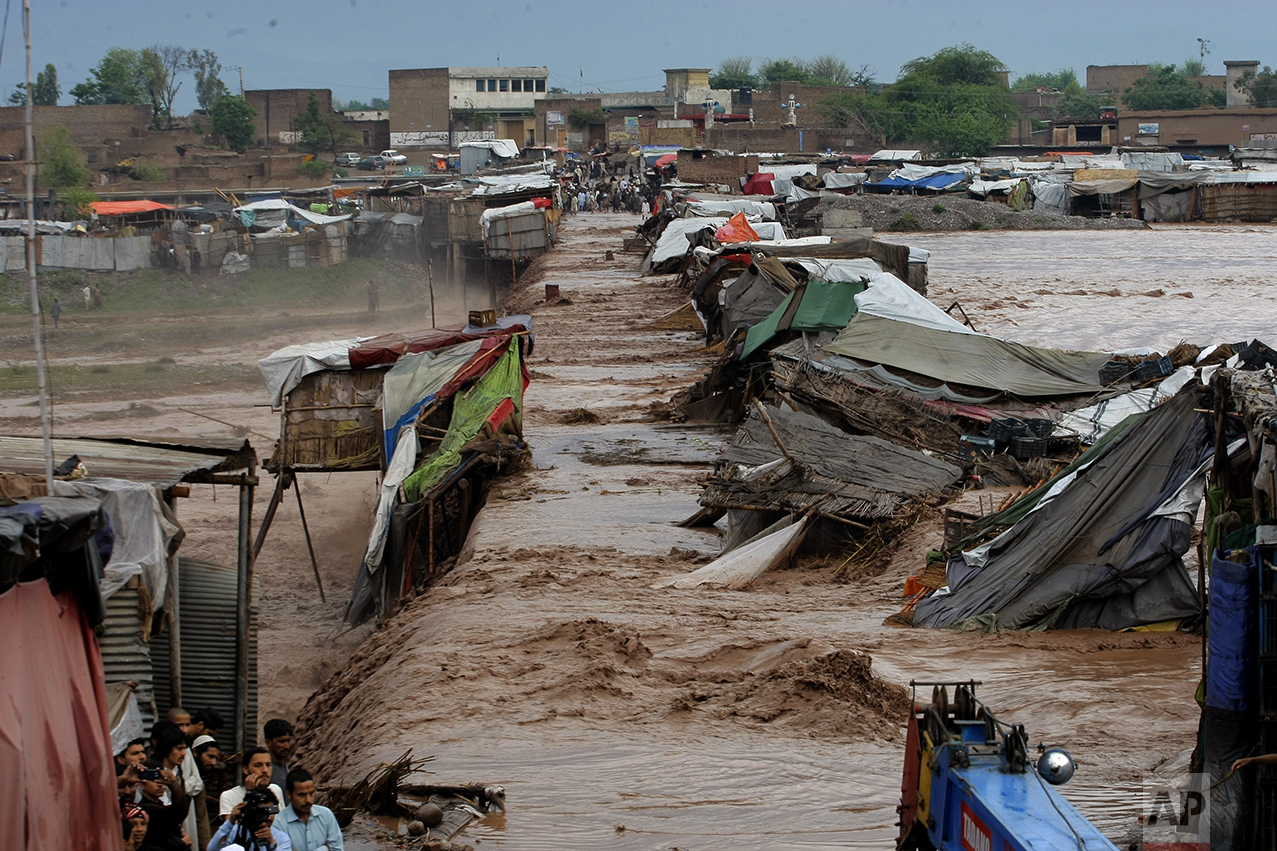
[23,0,53,490]
[227,65,245,96]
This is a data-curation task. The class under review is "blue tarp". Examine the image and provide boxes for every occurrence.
[866,172,967,192]
[1206,548,1256,713]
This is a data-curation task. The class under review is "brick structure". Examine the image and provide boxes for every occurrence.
[245,89,332,147]
[390,66,547,148]
[1117,107,1277,147]
[676,153,759,184]
[0,104,153,160]
[1087,65,1149,97]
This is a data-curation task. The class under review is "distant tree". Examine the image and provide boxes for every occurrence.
[549,86,568,94]
[1011,68,1077,92]
[1235,66,1277,108]
[190,49,228,111]
[885,44,1017,157]
[70,47,146,105]
[805,55,871,87]
[1180,56,1207,78]
[140,45,189,128]
[38,125,90,188]
[338,98,372,111]
[60,186,98,220]
[812,90,882,138]
[294,91,356,156]
[1122,65,1204,110]
[760,58,810,86]
[369,97,389,110]
[1054,81,1103,120]
[209,94,256,152]
[709,56,758,90]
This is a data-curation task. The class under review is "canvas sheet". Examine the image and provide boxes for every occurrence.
[381,339,486,459]
[259,337,369,406]
[684,199,777,219]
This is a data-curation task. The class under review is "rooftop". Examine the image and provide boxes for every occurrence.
[0,436,257,488]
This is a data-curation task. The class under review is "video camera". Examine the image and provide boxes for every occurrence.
[240,788,280,833]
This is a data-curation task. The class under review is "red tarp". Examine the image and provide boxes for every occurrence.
[90,200,174,216]
[654,153,678,168]
[0,580,122,851]
[348,324,528,371]
[742,173,776,195]
[714,212,760,244]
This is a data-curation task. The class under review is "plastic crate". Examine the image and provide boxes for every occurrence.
[1099,359,1135,385]
[989,417,1053,445]
[1009,435,1080,460]
[959,434,996,460]
[1135,355,1173,382]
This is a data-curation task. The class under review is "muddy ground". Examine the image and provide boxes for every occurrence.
[4,214,1271,849]
[819,192,1150,232]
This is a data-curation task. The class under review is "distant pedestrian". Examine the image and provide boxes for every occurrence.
[92,284,102,309]
[51,297,61,329]
[366,278,380,312]
[82,284,92,309]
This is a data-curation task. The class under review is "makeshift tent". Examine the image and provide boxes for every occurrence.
[715,212,759,244]
[91,199,174,216]
[0,496,122,851]
[258,337,369,406]
[234,198,350,229]
[741,278,867,359]
[823,273,1110,398]
[866,172,966,193]
[684,198,777,219]
[654,152,677,168]
[914,389,1209,630]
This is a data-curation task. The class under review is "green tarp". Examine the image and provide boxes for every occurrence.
[402,343,523,501]
[741,279,866,360]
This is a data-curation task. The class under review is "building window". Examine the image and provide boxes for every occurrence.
[535,79,546,92]
[512,79,522,92]
[476,79,484,92]
[488,79,497,92]
[524,79,534,92]
[499,79,509,92]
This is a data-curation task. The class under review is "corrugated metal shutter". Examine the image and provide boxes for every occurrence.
[152,558,258,752]
[100,578,157,735]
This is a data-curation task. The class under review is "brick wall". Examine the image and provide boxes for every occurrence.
[389,69,450,144]
[0,104,153,159]
[245,89,332,146]
[705,125,876,153]
[677,154,759,184]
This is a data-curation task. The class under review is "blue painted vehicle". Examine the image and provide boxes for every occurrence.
[896,681,1118,851]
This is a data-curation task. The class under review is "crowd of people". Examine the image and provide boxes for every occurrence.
[114,707,343,851]
[558,153,669,217]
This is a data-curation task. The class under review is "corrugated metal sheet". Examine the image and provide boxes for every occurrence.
[100,578,157,735]
[152,558,258,752]
[484,211,548,260]
[0,436,255,487]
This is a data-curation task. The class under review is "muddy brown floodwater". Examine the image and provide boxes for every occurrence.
[279,216,1275,850]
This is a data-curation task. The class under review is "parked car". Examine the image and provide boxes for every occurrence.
[357,155,387,171]
[335,152,360,167]
[380,149,408,165]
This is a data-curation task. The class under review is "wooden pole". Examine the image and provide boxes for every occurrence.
[753,399,792,460]
[251,471,287,561]
[292,475,326,603]
[234,469,255,752]
[22,0,52,490]
[427,257,436,328]
[164,493,182,708]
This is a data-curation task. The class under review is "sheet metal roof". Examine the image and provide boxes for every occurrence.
[0,436,256,487]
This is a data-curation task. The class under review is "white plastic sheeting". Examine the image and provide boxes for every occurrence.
[1058,365,1197,444]
[787,258,883,283]
[468,174,557,195]
[234,198,350,226]
[869,150,922,162]
[53,477,181,608]
[459,139,521,159]
[684,199,778,219]
[1030,180,1069,215]
[362,428,419,574]
[480,201,538,237]
[893,162,977,181]
[822,172,867,189]
[968,178,1023,197]
[854,272,974,334]
[653,515,809,590]
[258,337,369,406]
[381,339,486,444]
[651,218,788,267]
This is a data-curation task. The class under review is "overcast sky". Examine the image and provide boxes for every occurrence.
[5,0,1273,110]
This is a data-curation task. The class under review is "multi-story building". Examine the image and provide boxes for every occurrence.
[389,66,549,148]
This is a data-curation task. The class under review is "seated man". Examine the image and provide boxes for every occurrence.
[281,769,343,851]
[220,747,285,820]
[207,787,292,851]
[115,737,148,776]
[136,759,189,851]
[263,719,295,794]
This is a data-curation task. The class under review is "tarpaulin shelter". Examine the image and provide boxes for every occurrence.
[913,389,1209,630]
[741,278,867,360]
[0,496,125,851]
[865,172,967,193]
[90,199,174,216]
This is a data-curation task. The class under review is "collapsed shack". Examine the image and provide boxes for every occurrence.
[255,319,532,626]
[692,403,962,557]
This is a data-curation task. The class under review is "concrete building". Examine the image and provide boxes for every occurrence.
[1087,65,1149,97]
[1117,106,1277,148]
[245,89,333,147]
[1225,61,1261,107]
[389,66,548,148]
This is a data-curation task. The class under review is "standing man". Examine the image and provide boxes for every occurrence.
[221,747,286,819]
[136,759,190,850]
[264,719,295,793]
[366,279,380,313]
[51,297,61,329]
[82,283,92,309]
[281,769,344,850]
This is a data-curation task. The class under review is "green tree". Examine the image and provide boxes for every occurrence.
[1012,68,1077,92]
[209,94,257,152]
[369,97,389,110]
[1180,57,1206,78]
[884,44,1017,157]
[69,47,146,105]
[60,187,98,220]
[1235,66,1277,108]
[812,90,883,137]
[1122,65,1204,110]
[338,98,372,111]
[805,55,871,87]
[140,45,189,128]
[294,91,356,156]
[709,56,759,90]
[1054,80,1103,120]
[760,58,810,86]
[10,65,63,106]
[190,49,228,111]
[38,125,90,188]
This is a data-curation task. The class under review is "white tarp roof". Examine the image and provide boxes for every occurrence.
[894,162,977,181]
[969,177,1024,197]
[750,163,817,181]
[258,336,369,406]
[684,199,778,219]
[822,172,867,188]
[234,198,350,225]
[459,139,521,159]
[468,174,557,195]
[788,258,883,282]
[869,150,922,162]
[651,218,789,265]
[480,201,540,237]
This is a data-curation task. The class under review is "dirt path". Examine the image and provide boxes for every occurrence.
[292,213,1204,850]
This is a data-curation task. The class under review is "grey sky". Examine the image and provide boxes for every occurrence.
[5,0,1273,110]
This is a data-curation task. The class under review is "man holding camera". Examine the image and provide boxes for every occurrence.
[220,747,286,820]
[136,759,190,851]
[207,788,292,851]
